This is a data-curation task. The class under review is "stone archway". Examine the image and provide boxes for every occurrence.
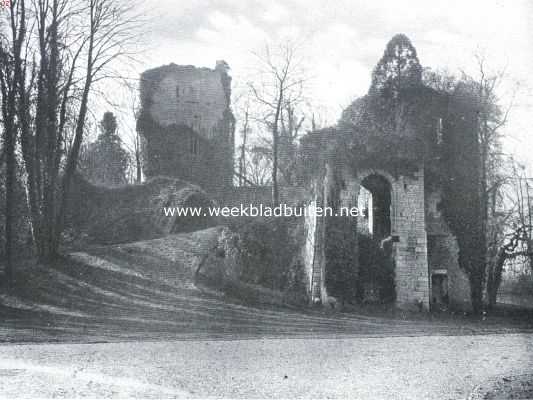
[354,168,399,237]
[346,167,430,310]
[306,165,430,310]
[354,171,396,304]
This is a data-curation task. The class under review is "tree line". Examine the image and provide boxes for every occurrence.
[0,0,140,284]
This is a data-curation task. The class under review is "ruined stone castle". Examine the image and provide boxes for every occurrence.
[300,35,474,312]
[137,36,473,312]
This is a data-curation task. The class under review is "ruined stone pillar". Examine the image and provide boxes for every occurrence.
[392,166,430,310]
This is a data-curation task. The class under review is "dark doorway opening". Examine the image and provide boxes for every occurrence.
[356,174,395,304]
[431,273,448,310]
[427,235,449,311]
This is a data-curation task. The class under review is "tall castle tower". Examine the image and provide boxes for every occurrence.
[137,61,235,194]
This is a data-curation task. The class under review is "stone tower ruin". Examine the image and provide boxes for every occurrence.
[137,61,235,195]
[301,35,476,311]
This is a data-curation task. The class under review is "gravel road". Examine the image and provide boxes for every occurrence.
[0,333,531,399]
[2,230,532,398]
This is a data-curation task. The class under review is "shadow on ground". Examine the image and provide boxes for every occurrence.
[1,228,532,343]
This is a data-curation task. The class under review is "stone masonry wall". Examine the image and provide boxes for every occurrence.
[138,62,234,195]
[145,63,229,140]
[392,167,430,310]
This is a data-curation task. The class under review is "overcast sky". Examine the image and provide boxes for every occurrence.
[133,0,533,169]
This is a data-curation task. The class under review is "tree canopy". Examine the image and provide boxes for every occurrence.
[80,112,129,187]
[370,33,422,97]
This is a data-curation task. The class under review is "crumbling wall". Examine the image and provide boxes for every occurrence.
[66,174,217,244]
[426,189,472,311]
[219,186,310,208]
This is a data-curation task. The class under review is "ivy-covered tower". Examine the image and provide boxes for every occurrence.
[137,61,235,195]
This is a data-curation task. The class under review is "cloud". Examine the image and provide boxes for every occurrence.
[133,0,533,167]
[262,2,289,23]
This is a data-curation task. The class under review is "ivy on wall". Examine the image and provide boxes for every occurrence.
[297,34,483,310]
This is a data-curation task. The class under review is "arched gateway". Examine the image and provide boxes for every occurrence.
[306,166,431,311]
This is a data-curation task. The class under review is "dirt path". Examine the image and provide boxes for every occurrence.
[0,334,531,399]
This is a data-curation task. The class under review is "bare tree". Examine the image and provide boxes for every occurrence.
[236,96,251,186]
[278,98,305,185]
[0,0,27,285]
[469,55,518,309]
[2,0,142,263]
[119,83,143,184]
[447,53,526,310]
[248,41,306,203]
[246,146,272,186]
[486,162,533,307]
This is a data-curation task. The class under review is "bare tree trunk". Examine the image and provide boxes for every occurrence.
[486,248,505,308]
[135,136,142,184]
[4,99,16,285]
[19,64,42,257]
[238,107,249,186]
[272,90,282,205]
[526,180,533,270]
[2,0,27,285]
[42,0,61,262]
[54,0,96,254]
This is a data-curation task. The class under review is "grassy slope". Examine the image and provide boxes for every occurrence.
[1,227,532,343]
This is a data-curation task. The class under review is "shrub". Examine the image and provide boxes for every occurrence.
[507,272,533,296]
[228,216,306,295]
[324,216,359,304]
[0,165,32,260]
[358,234,395,303]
